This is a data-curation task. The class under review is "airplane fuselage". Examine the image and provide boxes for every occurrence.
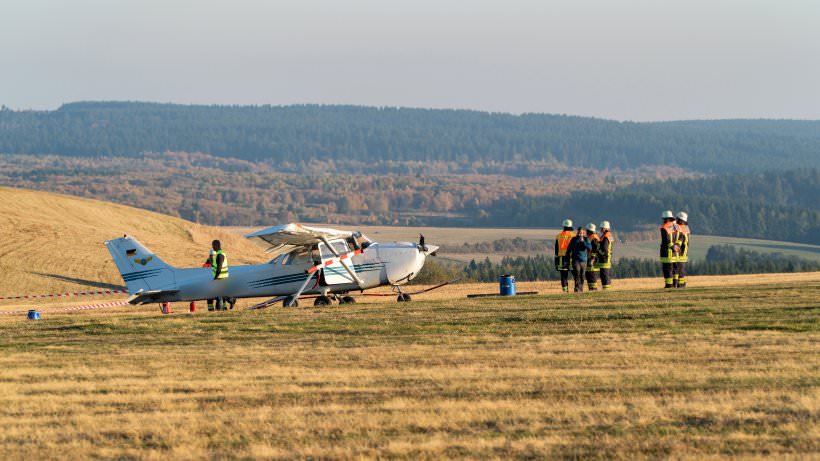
[123,241,428,304]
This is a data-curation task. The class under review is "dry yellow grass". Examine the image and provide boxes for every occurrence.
[365,271,820,301]
[0,283,817,459]
[0,187,265,299]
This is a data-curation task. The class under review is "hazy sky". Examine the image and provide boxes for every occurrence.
[1,0,818,120]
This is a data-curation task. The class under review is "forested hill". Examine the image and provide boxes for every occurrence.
[481,169,820,244]
[2,102,819,173]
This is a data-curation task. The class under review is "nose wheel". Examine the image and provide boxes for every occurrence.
[397,293,412,302]
[314,296,332,307]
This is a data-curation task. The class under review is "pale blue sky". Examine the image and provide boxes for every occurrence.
[1,0,818,120]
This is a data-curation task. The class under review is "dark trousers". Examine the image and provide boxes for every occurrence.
[674,262,687,287]
[662,263,674,288]
[600,268,612,289]
[208,297,225,311]
[572,261,587,292]
[559,269,570,292]
[585,269,599,290]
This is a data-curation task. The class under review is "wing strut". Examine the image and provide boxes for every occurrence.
[286,270,317,307]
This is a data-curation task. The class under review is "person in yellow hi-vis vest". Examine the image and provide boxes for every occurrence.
[675,211,690,288]
[659,210,677,288]
[208,240,229,310]
[597,221,614,290]
[554,219,575,293]
[585,223,600,291]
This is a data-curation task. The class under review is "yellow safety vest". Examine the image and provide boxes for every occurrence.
[597,231,613,269]
[677,224,690,263]
[212,250,229,279]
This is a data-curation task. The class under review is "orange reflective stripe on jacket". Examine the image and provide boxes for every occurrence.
[556,230,574,256]
[660,221,677,263]
[598,230,613,268]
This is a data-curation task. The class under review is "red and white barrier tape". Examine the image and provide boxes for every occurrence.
[0,289,128,300]
[0,300,129,316]
[306,248,364,274]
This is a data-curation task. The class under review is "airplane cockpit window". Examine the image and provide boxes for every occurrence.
[331,240,349,255]
[268,255,282,265]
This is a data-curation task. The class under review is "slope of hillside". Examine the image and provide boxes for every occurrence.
[0,187,266,297]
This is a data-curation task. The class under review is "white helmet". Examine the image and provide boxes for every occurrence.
[662,210,674,219]
[586,223,596,232]
[676,211,688,222]
[562,219,573,228]
[599,220,610,230]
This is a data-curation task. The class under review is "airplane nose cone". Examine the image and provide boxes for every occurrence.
[409,243,439,280]
[377,242,437,284]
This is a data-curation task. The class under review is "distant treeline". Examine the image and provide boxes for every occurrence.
[2,102,820,173]
[416,244,820,283]
[480,169,820,244]
[439,237,551,254]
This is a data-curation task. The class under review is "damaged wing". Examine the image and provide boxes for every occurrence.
[244,223,354,257]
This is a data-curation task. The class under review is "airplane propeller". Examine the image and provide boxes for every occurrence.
[418,234,438,256]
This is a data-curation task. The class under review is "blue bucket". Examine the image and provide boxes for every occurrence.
[27,310,41,320]
[499,275,516,296]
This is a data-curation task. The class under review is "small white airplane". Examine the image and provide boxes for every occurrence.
[105,223,441,308]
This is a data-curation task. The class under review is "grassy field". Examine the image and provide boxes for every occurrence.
[1,281,818,459]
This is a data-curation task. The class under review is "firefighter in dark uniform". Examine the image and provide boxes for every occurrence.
[675,211,690,288]
[597,220,614,290]
[660,210,678,288]
[568,226,592,292]
[585,223,600,291]
[207,240,230,310]
[554,219,575,293]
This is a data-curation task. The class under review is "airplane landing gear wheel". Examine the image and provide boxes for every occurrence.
[397,293,412,302]
[340,296,356,305]
[314,296,332,307]
[283,297,299,308]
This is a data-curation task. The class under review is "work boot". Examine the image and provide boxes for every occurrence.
[207,300,214,311]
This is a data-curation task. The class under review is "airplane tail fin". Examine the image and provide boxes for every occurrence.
[105,236,176,294]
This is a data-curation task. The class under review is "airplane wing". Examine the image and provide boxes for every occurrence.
[244,223,355,256]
